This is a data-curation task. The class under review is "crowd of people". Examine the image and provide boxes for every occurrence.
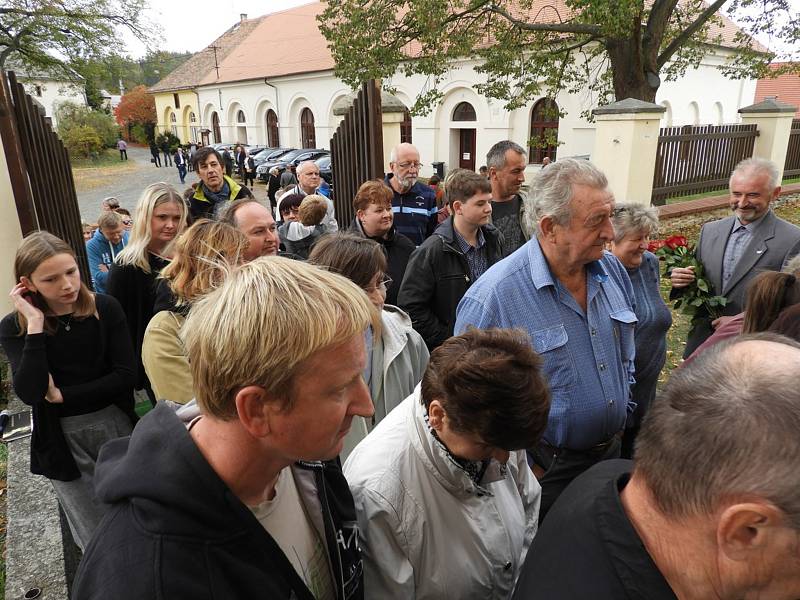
[3,139,800,599]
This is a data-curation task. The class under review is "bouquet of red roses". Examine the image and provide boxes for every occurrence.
[649,235,727,323]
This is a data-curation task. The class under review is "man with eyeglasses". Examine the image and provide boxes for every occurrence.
[384,143,438,246]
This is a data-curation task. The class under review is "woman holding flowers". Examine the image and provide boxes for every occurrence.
[610,203,672,458]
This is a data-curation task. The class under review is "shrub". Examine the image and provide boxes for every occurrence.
[155,131,181,152]
[55,101,120,148]
[62,125,104,158]
[130,123,148,144]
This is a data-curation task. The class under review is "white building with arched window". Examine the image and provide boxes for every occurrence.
[152,2,759,180]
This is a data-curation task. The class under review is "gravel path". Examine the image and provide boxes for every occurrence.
[75,145,269,222]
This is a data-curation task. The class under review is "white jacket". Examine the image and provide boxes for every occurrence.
[344,389,541,599]
[340,306,429,461]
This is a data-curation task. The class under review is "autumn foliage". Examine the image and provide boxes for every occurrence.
[114,85,156,129]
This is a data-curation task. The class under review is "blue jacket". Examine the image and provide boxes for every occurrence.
[384,174,438,246]
[86,228,128,293]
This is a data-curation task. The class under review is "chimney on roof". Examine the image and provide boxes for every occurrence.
[240,13,247,21]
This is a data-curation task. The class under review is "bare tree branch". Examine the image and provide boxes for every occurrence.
[656,0,727,68]
[488,3,602,35]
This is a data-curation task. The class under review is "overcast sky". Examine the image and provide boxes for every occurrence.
[125,0,798,59]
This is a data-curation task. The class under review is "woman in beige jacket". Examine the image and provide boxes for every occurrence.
[142,220,248,403]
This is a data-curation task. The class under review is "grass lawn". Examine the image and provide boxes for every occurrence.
[72,149,138,194]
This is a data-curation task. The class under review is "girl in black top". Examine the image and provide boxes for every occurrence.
[106,182,188,403]
[0,231,138,550]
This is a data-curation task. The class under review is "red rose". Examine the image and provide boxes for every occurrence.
[665,235,687,250]
[648,239,666,252]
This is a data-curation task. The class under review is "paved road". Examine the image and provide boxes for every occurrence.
[76,145,269,222]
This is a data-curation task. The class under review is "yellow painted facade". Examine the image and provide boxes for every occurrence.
[154,90,201,143]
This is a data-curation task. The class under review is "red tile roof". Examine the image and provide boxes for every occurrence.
[755,63,800,117]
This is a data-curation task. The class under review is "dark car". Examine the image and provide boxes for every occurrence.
[316,155,332,185]
[257,148,329,182]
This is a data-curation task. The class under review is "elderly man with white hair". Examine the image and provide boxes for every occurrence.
[455,158,637,520]
[384,142,438,245]
[282,160,338,231]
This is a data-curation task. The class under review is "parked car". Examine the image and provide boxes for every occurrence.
[256,148,329,182]
[316,155,332,185]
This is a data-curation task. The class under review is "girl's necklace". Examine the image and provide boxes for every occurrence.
[56,314,73,332]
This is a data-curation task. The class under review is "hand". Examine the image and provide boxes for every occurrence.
[10,283,44,331]
[98,264,109,272]
[45,374,64,404]
[670,266,696,289]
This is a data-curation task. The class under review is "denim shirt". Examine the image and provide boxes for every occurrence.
[455,238,637,450]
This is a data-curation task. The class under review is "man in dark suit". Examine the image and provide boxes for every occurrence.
[671,158,800,356]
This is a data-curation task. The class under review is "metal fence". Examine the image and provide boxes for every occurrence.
[1,70,90,285]
[785,118,800,179]
[330,80,384,226]
[651,123,759,205]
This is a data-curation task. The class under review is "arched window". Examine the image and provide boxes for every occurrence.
[453,102,476,121]
[237,109,246,123]
[170,112,178,137]
[267,109,280,147]
[713,102,723,126]
[688,101,700,126]
[189,112,196,123]
[212,112,221,143]
[401,108,412,144]
[660,101,673,127]
[529,98,559,163]
[300,108,316,148]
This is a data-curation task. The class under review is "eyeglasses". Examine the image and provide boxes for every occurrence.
[366,275,393,293]
[397,162,423,170]
[122,219,133,226]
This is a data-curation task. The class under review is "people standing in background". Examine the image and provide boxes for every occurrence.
[149,142,161,167]
[160,139,173,167]
[174,147,188,184]
[1,232,138,551]
[609,203,672,458]
[279,164,297,187]
[235,145,246,181]
[86,210,129,294]
[222,147,233,177]
[106,183,188,405]
[244,150,256,188]
[117,138,128,161]
[187,141,197,172]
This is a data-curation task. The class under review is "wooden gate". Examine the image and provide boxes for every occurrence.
[330,80,384,226]
[0,70,90,285]
[651,123,759,205]
[785,119,800,179]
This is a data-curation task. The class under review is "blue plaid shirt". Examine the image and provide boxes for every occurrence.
[453,227,489,281]
[455,238,637,450]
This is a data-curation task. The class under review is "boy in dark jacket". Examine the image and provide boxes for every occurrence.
[398,169,505,349]
[73,258,374,600]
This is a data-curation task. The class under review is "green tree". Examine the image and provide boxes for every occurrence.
[55,101,119,147]
[61,124,103,157]
[319,0,799,115]
[0,0,153,76]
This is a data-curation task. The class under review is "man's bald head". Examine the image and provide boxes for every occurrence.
[635,334,800,527]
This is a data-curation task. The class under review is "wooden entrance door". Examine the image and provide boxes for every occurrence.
[459,128,476,171]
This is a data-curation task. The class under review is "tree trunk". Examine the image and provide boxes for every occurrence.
[605,39,658,103]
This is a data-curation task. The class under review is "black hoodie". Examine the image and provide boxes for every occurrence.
[72,402,364,600]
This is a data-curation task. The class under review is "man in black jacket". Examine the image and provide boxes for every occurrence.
[73,258,376,600]
[188,147,251,220]
[398,169,505,349]
[349,179,416,306]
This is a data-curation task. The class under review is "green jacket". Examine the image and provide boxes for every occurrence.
[189,175,250,220]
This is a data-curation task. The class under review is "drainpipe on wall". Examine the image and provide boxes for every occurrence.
[264,78,280,144]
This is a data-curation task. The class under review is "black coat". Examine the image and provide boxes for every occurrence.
[397,217,505,349]
[348,219,416,307]
[73,402,364,600]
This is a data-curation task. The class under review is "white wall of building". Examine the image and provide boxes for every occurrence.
[19,78,86,128]
[194,50,756,179]
[656,51,757,127]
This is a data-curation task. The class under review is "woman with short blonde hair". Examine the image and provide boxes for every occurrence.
[107,183,188,403]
